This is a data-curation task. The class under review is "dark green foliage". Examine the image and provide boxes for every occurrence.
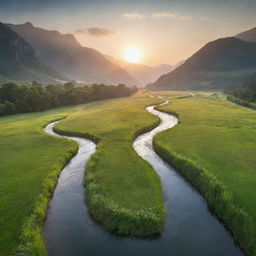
[0,82,138,116]
[227,95,256,110]
[227,78,256,106]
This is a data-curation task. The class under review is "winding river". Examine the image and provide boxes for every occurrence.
[43,100,243,256]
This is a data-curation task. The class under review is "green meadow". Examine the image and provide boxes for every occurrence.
[155,92,256,254]
[0,105,80,255]
[0,93,169,255]
[54,93,166,236]
[1,90,256,255]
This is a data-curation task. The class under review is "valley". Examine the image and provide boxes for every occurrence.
[1,2,256,255]
[1,92,254,255]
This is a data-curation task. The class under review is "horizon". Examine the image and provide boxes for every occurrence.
[1,0,256,66]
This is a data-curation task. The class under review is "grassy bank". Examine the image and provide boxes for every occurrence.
[54,93,169,237]
[154,93,256,255]
[1,92,171,256]
[0,106,80,256]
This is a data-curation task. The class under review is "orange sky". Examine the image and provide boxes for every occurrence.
[1,0,256,66]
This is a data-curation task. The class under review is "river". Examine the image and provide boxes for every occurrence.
[43,101,243,256]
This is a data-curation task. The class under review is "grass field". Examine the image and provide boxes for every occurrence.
[0,105,81,255]
[2,90,255,255]
[155,92,256,254]
[0,93,169,255]
[54,92,167,236]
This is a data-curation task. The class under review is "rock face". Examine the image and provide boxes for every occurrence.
[0,22,67,83]
[148,37,256,91]
[8,22,137,86]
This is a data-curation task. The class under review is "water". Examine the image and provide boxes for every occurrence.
[43,103,243,256]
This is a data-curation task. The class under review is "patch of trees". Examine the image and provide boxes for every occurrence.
[227,79,256,102]
[0,81,138,116]
[226,78,256,109]
[227,95,256,110]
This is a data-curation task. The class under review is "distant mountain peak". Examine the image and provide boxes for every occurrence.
[23,21,34,28]
[236,26,256,43]
[148,36,256,91]
[8,23,137,85]
[0,22,68,83]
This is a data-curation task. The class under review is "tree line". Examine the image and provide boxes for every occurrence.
[0,81,138,116]
[227,78,256,102]
[225,78,256,109]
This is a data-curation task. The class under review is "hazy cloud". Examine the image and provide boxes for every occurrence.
[178,15,192,21]
[75,27,115,36]
[151,11,192,21]
[151,12,176,18]
[122,12,145,19]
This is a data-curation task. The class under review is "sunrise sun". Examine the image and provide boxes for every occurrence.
[123,47,142,63]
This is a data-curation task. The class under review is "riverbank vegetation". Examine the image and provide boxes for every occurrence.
[155,93,256,255]
[54,93,167,237]
[0,81,137,116]
[0,92,169,256]
[0,105,80,256]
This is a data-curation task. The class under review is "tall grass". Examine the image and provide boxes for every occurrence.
[153,139,256,255]
[54,94,167,237]
[85,143,165,237]
[15,121,78,256]
[153,93,256,255]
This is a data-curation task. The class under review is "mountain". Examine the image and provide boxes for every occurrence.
[236,27,256,42]
[106,55,173,86]
[148,37,256,91]
[0,22,67,83]
[8,22,137,86]
[173,60,185,69]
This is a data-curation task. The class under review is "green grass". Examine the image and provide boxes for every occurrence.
[0,105,81,256]
[0,93,173,255]
[54,93,169,236]
[154,92,256,255]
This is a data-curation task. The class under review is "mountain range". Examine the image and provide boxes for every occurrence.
[148,27,256,91]
[0,22,67,83]
[106,55,174,86]
[2,21,256,90]
[8,22,138,86]
[236,27,256,43]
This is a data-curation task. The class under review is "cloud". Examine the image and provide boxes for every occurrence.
[151,12,176,18]
[75,27,115,37]
[178,15,192,21]
[122,12,145,19]
[151,11,192,21]
[122,11,191,21]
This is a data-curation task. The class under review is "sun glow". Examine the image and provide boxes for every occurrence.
[123,47,142,63]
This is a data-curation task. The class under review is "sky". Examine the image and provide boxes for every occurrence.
[1,0,256,66]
